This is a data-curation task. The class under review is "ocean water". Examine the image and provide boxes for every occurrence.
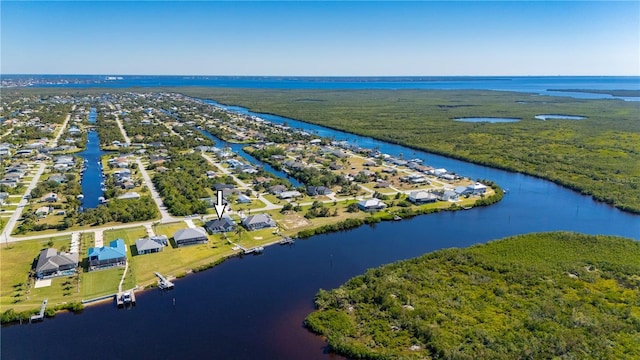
[10,75,640,101]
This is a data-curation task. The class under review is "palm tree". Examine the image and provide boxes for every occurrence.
[234,226,246,243]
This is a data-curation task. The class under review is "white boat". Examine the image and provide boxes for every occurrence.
[77,194,84,200]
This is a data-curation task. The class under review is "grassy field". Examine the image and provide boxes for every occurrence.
[167,88,640,214]
[306,232,640,360]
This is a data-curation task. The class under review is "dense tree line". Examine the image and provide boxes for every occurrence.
[305,232,640,360]
[152,152,218,216]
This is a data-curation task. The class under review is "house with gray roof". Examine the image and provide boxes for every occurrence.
[241,214,276,231]
[357,198,387,212]
[135,237,165,255]
[205,217,236,234]
[35,248,79,279]
[173,227,208,247]
[408,191,438,204]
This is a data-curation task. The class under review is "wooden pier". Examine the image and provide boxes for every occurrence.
[116,290,136,306]
[30,299,47,322]
[155,272,174,290]
[279,236,294,245]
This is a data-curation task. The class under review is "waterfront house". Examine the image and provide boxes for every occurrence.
[241,214,276,231]
[408,191,438,204]
[35,248,78,279]
[205,217,236,234]
[467,182,488,195]
[173,227,208,247]
[88,239,127,270]
[439,190,459,202]
[135,237,165,255]
[357,198,387,212]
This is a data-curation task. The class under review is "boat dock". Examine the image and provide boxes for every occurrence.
[230,241,264,254]
[155,272,174,289]
[116,290,136,306]
[279,236,294,245]
[30,299,48,322]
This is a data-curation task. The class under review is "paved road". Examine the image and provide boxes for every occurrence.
[50,105,75,147]
[2,163,47,242]
[114,113,131,144]
[135,158,178,223]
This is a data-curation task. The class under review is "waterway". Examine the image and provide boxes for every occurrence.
[78,108,105,209]
[198,129,302,188]
[2,100,639,359]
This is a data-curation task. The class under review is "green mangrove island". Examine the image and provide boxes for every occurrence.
[171,88,640,214]
[305,232,640,360]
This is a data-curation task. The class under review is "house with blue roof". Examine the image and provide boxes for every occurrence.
[88,239,127,271]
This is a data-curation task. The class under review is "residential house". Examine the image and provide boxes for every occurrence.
[278,191,301,199]
[467,182,488,195]
[268,184,287,195]
[307,186,333,196]
[173,227,208,247]
[88,239,127,270]
[41,192,58,202]
[237,194,252,204]
[135,237,165,255]
[205,217,236,234]
[357,198,387,212]
[34,248,78,279]
[118,192,140,200]
[35,206,51,217]
[48,174,67,184]
[242,214,276,231]
[439,190,459,201]
[408,191,438,204]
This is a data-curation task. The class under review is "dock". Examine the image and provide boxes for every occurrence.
[116,290,136,307]
[155,272,174,290]
[30,299,48,322]
[279,236,294,245]
[230,241,264,254]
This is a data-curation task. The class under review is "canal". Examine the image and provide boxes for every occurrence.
[2,102,638,360]
[78,108,105,209]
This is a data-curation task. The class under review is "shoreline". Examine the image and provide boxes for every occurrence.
[0,188,503,325]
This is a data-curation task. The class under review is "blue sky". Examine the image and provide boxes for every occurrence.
[1,1,639,76]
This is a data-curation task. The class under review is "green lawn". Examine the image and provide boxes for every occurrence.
[81,267,123,300]
[0,235,74,312]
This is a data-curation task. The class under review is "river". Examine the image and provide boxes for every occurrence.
[2,100,638,360]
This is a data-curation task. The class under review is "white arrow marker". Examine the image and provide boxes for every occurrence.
[214,190,226,220]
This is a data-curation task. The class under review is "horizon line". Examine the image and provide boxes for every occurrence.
[3,74,640,78]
